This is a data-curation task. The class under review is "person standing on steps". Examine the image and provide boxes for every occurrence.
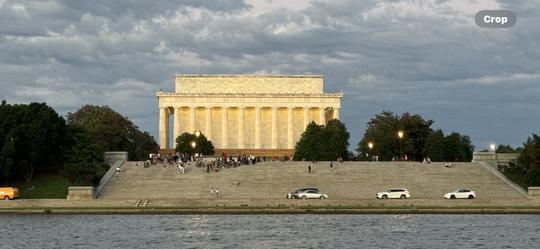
[215,187,220,198]
[308,165,312,173]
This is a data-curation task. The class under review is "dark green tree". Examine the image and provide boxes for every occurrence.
[357,111,401,161]
[323,119,351,160]
[401,113,434,161]
[506,134,540,187]
[443,132,474,162]
[175,132,214,155]
[294,122,324,161]
[357,111,433,161]
[0,101,66,182]
[67,105,159,160]
[61,125,108,186]
[496,144,521,153]
[293,120,350,161]
[423,129,446,161]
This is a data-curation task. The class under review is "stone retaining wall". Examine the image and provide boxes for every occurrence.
[67,187,95,200]
[528,187,540,198]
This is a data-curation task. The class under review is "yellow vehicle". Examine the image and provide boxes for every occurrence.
[0,187,19,200]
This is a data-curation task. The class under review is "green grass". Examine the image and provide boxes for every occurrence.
[13,174,70,199]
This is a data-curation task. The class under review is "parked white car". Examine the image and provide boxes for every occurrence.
[376,188,411,199]
[288,188,328,199]
[444,189,476,199]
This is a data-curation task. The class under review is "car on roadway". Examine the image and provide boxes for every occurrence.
[444,189,476,199]
[0,187,19,200]
[287,188,328,199]
[376,188,410,199]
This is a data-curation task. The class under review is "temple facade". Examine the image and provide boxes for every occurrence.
[157,74,342,155]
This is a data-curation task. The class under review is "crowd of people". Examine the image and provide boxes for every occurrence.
[140,152,293,174]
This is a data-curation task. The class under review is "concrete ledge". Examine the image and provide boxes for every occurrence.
[104,151,128,165]
[67,187,95,200]
[528,187,540,198]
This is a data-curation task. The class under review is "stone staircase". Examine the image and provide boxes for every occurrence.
[98,161,526,200]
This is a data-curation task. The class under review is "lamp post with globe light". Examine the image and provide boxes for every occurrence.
[397,131,404,161]
[368,142,374,161]
[490,143,497,165]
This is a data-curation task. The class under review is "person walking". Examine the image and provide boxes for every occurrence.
[308,165,312,173]
[215,187,220,198]
[210,187,215,197]
[330,161,333,170]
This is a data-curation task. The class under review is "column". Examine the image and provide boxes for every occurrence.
[255,107,261,149]
[333,107,340,120]
[205,107,212,141]
[159,107,168,149]
[221,107,228,149]
[238,107,245,149]
[287,107,294,149]
[271,107,278,149]
[189,106,196,133]
[303,107,310,129]
[319,107,326,125]
[173,107,181,144]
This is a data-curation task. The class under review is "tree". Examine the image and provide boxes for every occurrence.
[293,120,350,161]
[444,132,474,162]
[323,119,351,160]
[423,129,446,161]
[357,111,474,161]
[61,125,108,186]
[175,132,214,155]
[0,101,66,182]
[401,113,434,161]
[356,111,433,161]
[505,134,540,187]
[496,144,521,153]
[67,105,159,160]
[293,122,323,161]
[357,111,401,161]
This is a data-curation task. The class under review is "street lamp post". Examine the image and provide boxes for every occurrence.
[490,143,497,165]
[368,142,374,161]
[397,131,404,161]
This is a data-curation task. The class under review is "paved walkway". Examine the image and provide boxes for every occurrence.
[98,161,526,201]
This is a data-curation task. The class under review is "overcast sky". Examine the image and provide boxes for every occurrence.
[1,0,539,151]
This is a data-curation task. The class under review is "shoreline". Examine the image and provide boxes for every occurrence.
[3,200,540,214]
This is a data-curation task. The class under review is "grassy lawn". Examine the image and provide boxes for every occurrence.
[13,174,70,199]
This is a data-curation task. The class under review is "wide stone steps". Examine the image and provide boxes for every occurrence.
[98,161,525,200]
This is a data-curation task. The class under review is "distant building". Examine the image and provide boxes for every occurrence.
[157,74,342,155]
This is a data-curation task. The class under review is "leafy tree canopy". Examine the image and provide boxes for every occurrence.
[0,101,66,183]
[505,134,540,187]
[357,111,474,162]
[61,125,108,186]
[175,132,215,155]
[294,119,350,161]
[67,105,158,160]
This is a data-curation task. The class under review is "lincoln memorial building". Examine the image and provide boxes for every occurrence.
[157,74,342,155]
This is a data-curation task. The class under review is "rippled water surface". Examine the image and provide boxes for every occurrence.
[1,214,539,248]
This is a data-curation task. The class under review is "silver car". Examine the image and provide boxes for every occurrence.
[288,188,328,199]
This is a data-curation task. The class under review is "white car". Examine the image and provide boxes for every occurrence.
[444,189,476,199]
[376,188,411,199]
[288,188,328,199]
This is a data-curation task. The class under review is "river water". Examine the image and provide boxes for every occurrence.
[1,214,539,248]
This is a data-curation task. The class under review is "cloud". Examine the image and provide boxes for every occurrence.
[1,0,539,149]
